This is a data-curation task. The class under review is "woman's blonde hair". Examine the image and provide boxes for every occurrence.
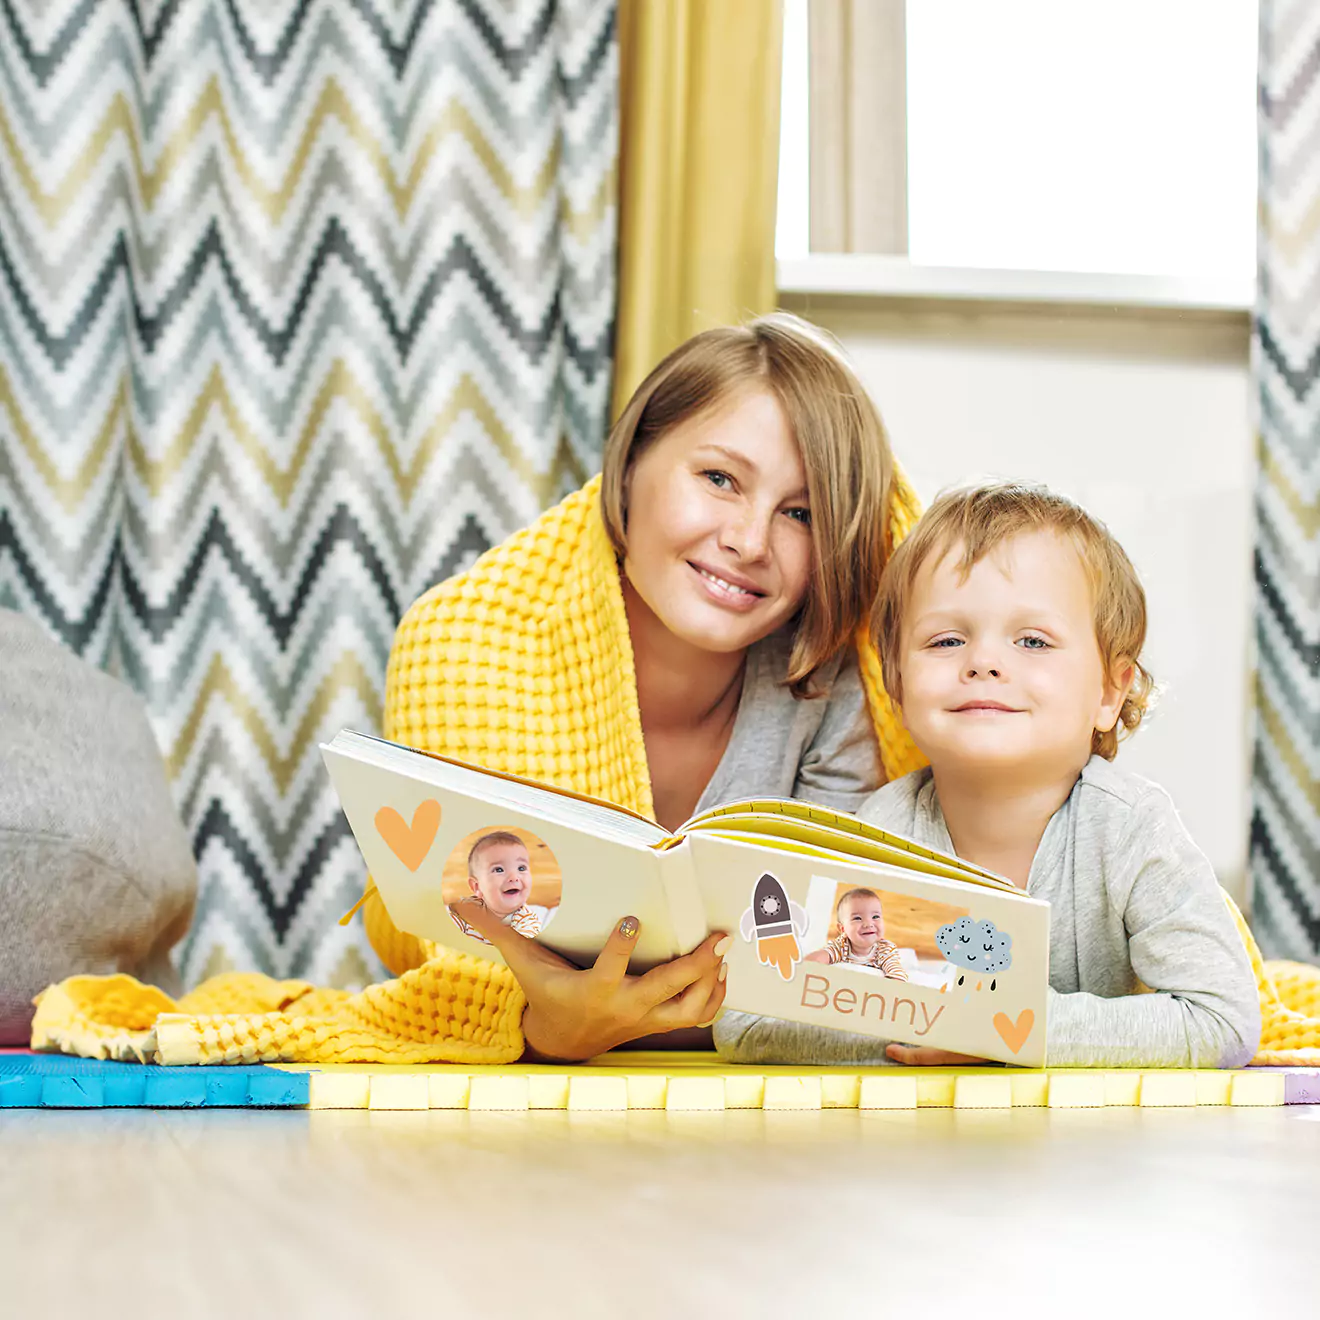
[601,313,894,696]
[873,481,1154,760]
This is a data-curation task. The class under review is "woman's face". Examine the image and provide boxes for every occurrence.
[621,388,814,656]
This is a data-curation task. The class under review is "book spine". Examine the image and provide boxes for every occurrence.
[657,839,710,956]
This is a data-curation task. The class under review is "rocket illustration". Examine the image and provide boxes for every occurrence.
[738,872,809,981]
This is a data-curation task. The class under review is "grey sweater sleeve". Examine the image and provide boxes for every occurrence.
[1044,789,1260,1068]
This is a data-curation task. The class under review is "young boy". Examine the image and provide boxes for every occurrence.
[715,481,1260,1068]
[449,831,552,943]
[805,887,909,980]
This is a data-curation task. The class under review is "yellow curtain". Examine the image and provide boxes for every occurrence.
[612,0,784,417]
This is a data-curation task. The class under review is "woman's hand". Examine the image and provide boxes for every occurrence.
[453,901,730,1061]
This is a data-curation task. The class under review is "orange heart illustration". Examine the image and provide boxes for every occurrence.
[374,800,442,872]
[992,1009,1035,1055]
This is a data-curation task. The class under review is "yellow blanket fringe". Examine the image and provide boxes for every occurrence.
[31,959,526,1066]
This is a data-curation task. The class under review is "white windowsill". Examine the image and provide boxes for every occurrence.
[776,255,1255,315]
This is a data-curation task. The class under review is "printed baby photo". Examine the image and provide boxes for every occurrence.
[802,878,975,989]
[442,825,561,944]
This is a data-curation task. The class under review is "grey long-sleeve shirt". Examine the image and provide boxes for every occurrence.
[714,757,1261,1069]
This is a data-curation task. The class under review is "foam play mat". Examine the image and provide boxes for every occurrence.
[270,1053,1320,1111]
[5,1049,1317,1111]
[0,1052,308,1108]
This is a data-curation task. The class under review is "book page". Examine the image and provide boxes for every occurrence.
[332,730,668,848]
[684,831,1050,1067]
[682,798,1014,891]
[322,732,680,971]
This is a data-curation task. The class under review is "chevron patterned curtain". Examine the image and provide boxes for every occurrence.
[0,2,617,986]
[1253,0,1320,960]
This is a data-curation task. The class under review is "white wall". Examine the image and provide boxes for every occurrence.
[783,294,1256,905]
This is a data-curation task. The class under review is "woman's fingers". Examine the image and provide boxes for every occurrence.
[646,959,728,1032]
[588,916,642,985]
[631,931,726,1013]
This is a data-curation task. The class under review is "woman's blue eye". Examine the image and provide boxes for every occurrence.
[703,470,732,489]
[785,507,811,526]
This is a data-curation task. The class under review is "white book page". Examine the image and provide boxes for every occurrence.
[331,730,668,848]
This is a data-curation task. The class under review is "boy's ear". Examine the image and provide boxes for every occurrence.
[468,875,481,896]
[1095,657,1135,733]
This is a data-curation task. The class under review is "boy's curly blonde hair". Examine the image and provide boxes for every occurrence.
[873,481,1154,761]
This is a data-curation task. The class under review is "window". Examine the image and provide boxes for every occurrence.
[778,0,1258,283]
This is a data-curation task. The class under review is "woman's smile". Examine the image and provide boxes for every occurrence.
[688,560,767,611]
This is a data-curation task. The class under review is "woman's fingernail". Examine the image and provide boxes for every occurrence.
[618,917,640,940]
[718,962,728,982]
[713,935,733,958]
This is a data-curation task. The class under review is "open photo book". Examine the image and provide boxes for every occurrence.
[322,729,1050,1066]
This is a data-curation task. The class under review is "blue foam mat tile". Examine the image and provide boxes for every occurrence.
[0,1053,309,1108]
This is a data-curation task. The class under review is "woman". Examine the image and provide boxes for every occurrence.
[359,313,924,1060]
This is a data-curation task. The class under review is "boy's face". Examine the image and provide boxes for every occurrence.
[897,530,1129,781]
[469,843,532,915]
[838,894,884,948]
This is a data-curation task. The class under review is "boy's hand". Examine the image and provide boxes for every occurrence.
[885,1044,988,1066]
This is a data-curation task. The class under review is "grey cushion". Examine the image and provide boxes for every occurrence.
[0,610,196,1043]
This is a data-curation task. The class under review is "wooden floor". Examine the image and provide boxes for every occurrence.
[2,1106,1317,1318]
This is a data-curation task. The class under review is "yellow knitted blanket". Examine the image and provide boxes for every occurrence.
[27,472,1320,1069]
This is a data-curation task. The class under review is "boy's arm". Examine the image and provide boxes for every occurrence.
[713,1010,895,1065]
[1046,791,1261,1069]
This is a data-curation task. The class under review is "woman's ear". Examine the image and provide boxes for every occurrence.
[1095,656,1135,734]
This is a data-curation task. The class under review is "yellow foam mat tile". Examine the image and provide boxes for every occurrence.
[723,1073,765,1109]
[1195,1071,1233,1106]
[1140,1071,1200,1107]
[369,1074,429,1110]
[625,1074,669,1110]
[859,1074,918,1109]
[1009,1073,1050,1107]
[468,1074,529,1111]
[763,1076,822,1110]
[308,1072,371,1110]
[567,1076,629,1111]
[665,1076,725,1111]
[528,1074,570,1109]
[1104,1071,1143,1106]
[821,1075,861,1108]
[955,1074,1014,1109]
[1048,1073,1107,1108]
[273,1054,1298,1111]
[1231,1071,1285,1106]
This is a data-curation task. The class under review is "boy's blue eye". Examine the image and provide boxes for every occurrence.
[1018,635,1050,650]
[931,637,963,649]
